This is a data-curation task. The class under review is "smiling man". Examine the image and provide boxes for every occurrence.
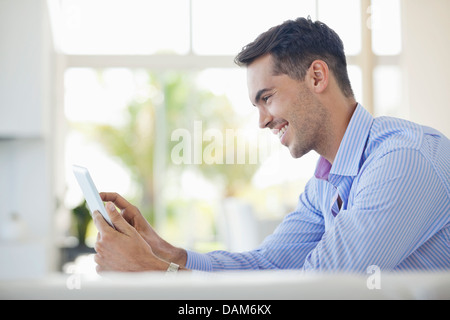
[94,17,450,273]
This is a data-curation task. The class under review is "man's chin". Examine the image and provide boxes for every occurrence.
[288,144,310,159]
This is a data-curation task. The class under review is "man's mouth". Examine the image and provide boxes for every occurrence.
[277,123,289,141]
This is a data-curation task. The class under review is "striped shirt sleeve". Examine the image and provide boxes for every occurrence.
[185,178,326,271]
[303,147,450,272]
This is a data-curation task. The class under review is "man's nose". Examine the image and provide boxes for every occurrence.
[259,109,273,129]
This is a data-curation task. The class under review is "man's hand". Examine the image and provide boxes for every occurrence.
[93,201,169,273]
[99,193,161,252]
[95,192,188,272]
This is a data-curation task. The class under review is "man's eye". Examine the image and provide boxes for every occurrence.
[262,95,272,103]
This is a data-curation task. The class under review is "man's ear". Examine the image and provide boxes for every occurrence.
[308,60,329,94]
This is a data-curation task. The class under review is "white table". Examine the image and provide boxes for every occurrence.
[1,270,449,300]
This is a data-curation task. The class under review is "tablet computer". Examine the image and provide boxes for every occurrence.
[72,165,115,228]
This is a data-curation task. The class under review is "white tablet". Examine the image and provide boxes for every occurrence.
[72,165,115,228]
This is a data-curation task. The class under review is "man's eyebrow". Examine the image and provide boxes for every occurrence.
[253,88,274,106]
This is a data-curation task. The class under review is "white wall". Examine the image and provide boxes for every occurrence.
[0,0,56,279]
[402,0,450,137]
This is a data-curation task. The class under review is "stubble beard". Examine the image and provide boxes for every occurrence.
[288,90,330,159]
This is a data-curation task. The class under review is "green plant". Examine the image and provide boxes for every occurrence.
[72,201,91,246]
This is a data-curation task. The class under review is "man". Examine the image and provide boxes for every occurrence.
[93,18,449,273]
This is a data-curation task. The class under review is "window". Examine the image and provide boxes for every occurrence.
[49,0,403,257]
[317,0,362,55]
[370,0,404,117]
[54,0,191,54]
[192,0,317,55]
[371,0,402,55]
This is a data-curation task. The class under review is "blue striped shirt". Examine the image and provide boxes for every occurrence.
[186,104,450,273]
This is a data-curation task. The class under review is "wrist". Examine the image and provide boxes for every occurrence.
[170,247,187,268]
[152,239,187,268]
[154,253,187,273]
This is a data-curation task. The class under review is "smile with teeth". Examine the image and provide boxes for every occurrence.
[278,124,289,140]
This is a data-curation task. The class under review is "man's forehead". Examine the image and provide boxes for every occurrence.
[246,55,276,100]
[247,54,275,78]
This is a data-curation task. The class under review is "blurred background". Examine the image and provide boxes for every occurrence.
[0,0,449,280]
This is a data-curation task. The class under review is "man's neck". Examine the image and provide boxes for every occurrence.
[320,99,358,164]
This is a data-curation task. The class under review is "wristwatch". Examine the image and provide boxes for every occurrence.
[166,262,180,274]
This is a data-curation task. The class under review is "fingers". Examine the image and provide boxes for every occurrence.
[93,202,127,235]
[94,238,114,274]
[100,192,142,226]
[104,201,133,234]
[100,192,132,211]
[92,210,110,234]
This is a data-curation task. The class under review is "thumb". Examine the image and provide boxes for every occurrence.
[105,201,132,234]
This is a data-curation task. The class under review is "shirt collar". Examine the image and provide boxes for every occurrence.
[315,104,374,180]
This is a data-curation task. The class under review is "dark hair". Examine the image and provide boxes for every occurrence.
[235,17,354,98]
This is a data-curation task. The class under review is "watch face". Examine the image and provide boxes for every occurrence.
[167,262,180,273]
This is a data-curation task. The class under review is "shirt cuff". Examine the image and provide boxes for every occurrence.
[185,250,213,272]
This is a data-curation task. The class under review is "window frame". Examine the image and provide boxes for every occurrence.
[54,0,402,229]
